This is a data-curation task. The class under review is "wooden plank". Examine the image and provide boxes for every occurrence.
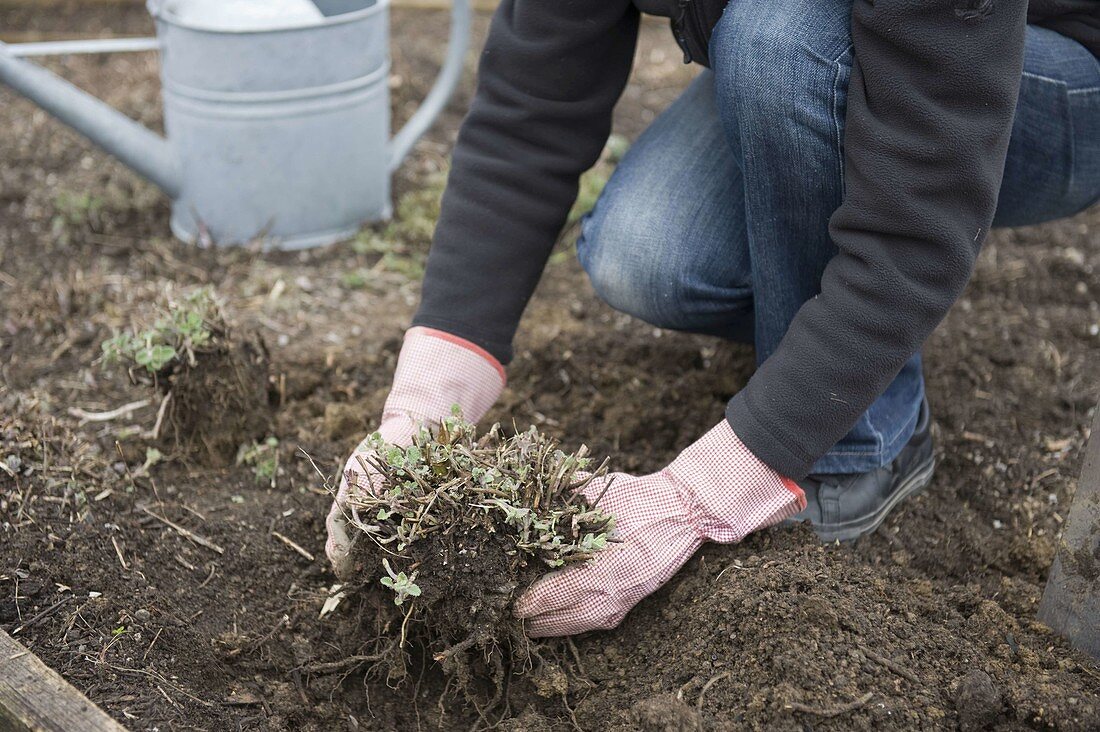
[0,629,128,732]
[1039,403,1100,660]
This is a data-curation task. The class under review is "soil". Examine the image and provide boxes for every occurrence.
[159,328,274,464]
[2,4,1100,731]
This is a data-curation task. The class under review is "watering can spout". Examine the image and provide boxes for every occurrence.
[0,41,182,199]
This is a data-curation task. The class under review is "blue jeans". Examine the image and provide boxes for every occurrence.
[577,0,1100,474]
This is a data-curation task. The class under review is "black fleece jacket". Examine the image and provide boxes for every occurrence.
[413,0,1099,479]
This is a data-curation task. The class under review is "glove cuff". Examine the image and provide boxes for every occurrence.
[380,326,506,432]
[666,420,806,543]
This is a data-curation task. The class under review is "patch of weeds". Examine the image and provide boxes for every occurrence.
[102,287,218,375]
[336,409,614,696]
[100,287,271,464]
[378,251,425,280]
[350,170,447,282]
[566,135,627,228]
[604,133,630,164]
[52,190,105,237]
[237,437,279,488]
[340,270,369,290]
[568,167,611,227]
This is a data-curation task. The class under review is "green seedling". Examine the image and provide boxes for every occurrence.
[341,269,369,290]
[101,287,220,375]
[380,558,422,605]
[52,190,105,230]
[237,437,279,487]
[349,171,446,281]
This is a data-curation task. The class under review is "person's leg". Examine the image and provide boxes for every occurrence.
[994,26,1100,227]
[709,0,922,475]
[577,71,756,344]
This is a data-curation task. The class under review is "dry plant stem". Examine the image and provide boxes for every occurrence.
[140,505,225,554]
[863,647,920,685]
[272,531,315,561]
[300,644,397,674]
[696,671,731,714]
[67,398,151,422]
[433,634,479,662]
[149,390,171,440]
[784,691,875,718]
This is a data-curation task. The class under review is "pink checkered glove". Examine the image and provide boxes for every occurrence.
[514,421,806,637]
[325,327,505,579]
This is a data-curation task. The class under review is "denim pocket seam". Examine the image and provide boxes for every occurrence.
[830,44,854,192]
[1021,73,1075,203]
[1066,86,1100,212]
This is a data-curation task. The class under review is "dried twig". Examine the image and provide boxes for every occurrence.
[110,536,129,570]
[433,634,479,662]
[784,691,874,718]
[696,671,731,714]
[67,399,151,423]
[173,554,197,571]
[12,595,72,635]
[300,647,394,675]
[149,391,171,440]
[140,505,225,554]
[271,531,315,562]
[863,648,921,685]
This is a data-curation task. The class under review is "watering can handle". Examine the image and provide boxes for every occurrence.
[388,0,472,172]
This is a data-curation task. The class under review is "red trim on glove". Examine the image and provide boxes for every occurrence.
[413,327,507,384]
[781,477,807,511]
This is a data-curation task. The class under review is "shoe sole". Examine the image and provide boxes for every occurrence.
[808,454,936,543]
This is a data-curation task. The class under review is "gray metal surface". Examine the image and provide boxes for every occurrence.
[0,0,471,249]
[5,37,161,58]
[1039,403,1100,660]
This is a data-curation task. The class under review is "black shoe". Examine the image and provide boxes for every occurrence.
[789,399,935,542]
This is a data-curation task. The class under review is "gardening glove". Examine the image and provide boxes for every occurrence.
[325,326,505,578]
[514,421,806,637]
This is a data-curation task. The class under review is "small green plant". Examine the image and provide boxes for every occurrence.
[379,558,421,605]
[237,436,279,487]
[565,136,626,227]
[101,287,220,375]
[53,190,105,229]
[349,171,446,281]
[341,269,369,290]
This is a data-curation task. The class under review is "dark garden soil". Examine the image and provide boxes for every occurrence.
[2,4,1100,731]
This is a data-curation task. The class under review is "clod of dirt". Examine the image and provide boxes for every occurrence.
[498,709,555,732]
[322,401,364,441]
[166,331,271,463]
[627,695,703,732]
[101,287,273,464]
[954,669,1003,730]
[530,660,570,698]
[340,415,614,705]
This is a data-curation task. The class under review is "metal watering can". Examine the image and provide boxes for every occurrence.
[0,0,471,249]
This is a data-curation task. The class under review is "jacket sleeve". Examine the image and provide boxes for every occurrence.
[412,0,641,362]
[727,0,1029,478]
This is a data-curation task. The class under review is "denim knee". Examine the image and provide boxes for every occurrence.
[577,201,688,329]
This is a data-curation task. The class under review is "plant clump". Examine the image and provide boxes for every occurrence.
[337,409,614,695]
[101,287,272,464]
